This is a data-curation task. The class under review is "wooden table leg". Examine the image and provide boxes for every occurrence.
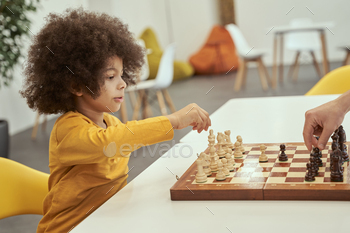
[132,90,144,120]
[279,33,284,83]
[320,30,329,75]
[156,90,168,115]
[272,34,278,89]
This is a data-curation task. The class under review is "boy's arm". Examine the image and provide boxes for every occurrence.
[56,104,211,166]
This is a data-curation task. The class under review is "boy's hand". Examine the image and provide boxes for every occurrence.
[166,103,211,133]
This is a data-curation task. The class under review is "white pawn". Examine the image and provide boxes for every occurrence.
[208,129,215,147]
[195,158,207,183]
[209,145,218,172]
[221,158,230,176]
[259,144,268,163]
[225,147,235,171]
[237,135,245,154]
[215,160,226,181]
[234,141,243,158]
[225,130,234,151]
[200,152,212,177]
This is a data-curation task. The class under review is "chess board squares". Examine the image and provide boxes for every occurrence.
[292,154,310,158]
[213,177,233,183]
[271,167,289,172]
[266,177,286,183]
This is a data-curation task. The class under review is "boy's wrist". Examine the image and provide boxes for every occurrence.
[165,114,178,129]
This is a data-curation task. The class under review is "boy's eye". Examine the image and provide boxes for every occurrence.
[108,76,114,80]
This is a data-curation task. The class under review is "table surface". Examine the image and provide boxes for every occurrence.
[273,22,334,33]
[72,95,350,233]
[180,94,350,144]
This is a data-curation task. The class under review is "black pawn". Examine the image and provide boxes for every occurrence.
[310,155,319,176]
[313,147,323,167]
[279,144,288,161]
[305,163,315,182]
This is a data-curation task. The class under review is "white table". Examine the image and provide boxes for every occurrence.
[180,95,350,144]
[271,22,334,88]
[72,95,350,233]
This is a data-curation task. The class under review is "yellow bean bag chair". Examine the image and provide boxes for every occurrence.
[305,65,350,95]
[139,28,194,81]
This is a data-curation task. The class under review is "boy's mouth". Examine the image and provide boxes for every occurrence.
[113,96,124,102]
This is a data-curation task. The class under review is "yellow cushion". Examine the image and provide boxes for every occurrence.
[305,66,350,95]
[139,27,194,81]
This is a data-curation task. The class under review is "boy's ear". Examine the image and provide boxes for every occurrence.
[69,83,83,96]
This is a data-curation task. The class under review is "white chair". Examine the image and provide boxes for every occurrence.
[127,43,176,120]
[286,18,322,81]
[225,23,270,91]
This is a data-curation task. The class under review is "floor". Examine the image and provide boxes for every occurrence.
[0,62,341,233]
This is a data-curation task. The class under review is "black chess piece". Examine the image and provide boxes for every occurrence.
[279,144,288,161]
[309,155,319,176]
[338,125,349,162]
[305,163,315,182]
[330,148,344,182]
[313,147,323,167]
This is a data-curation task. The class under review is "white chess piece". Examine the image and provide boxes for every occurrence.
[209,145,218,172]
[195,158,207,183]
[259,144,268,163]
[217,133,226,158]
[225,130,234,151]
[221,158,230,176]
[234,141,243,158]
[200,152,212,176]
[237,135,245,153]
[225,147,235,171]
[208,129,215,147]
[215,160,226,181]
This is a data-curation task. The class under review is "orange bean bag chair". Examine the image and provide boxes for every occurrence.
[189,25,239,75]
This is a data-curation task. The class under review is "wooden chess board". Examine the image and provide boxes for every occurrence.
[170,142,350,201]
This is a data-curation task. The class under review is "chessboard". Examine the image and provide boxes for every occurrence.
[170,142,350,201]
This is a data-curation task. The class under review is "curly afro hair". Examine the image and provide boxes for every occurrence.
[20,7,145,114]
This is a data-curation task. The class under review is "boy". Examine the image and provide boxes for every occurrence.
[20,8,210,232]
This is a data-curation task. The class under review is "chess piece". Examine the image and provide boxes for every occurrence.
[313,147,323,167]
[309,154,319,176]
[209,145,218,172]
[234,141,243,158]
[221,158,230,176]
[331,148,344,182]
[259,144,268,163]
[305,163,315,182]
[224,130,234,151]
[217,133,226,158]
[195,158,208,183]
[208,129,215,147]
[237,135,245,154]
[225,147,235,171]
[279,144,288,161]
[200,152,212,177]
[215,160,226,181]
[338,125,349,162]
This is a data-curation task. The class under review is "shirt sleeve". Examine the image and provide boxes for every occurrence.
[55,115,174,166]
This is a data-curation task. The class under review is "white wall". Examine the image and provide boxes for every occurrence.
[0,0,88,135]
[2,0,350,135]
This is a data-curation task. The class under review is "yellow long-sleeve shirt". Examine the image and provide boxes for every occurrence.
[37,111,174,233]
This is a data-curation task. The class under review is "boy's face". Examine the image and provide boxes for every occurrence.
[81,55,126,113]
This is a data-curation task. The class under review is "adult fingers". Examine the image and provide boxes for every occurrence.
[317,126,335,150]
[303,119,316,151]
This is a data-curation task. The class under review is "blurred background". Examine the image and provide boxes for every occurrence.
[1,0,350,232]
